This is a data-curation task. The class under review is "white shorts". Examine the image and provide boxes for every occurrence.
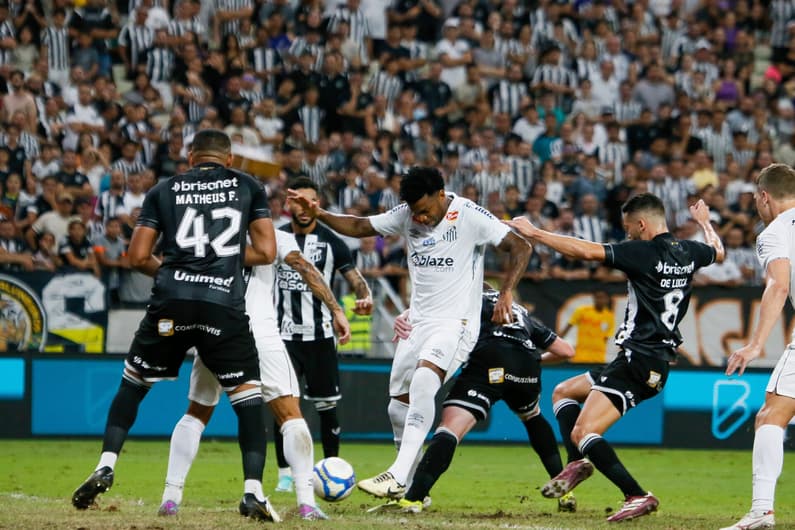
[188,334,301,406]
[389,319,477,397]
[766,347,795,399]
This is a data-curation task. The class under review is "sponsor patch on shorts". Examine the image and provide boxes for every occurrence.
[647,370,661,389]
[488,367,505,384]
[158,319,174,336]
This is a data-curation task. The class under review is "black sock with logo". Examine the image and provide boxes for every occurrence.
[405,430,457,502]
[318,408,340,458]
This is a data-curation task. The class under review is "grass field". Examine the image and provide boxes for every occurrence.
[0,439,792,529]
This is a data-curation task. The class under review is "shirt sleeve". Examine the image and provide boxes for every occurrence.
[275,230,300,265]
[247,177,272,222]
[136,186,161,230]
[568,306,582,326]
[369,203,410,236]
[528,316,558,350]
[328,232,355,274]
[602,240,649,275]
[464,201,511,247]
[683,240,717,269]
[757,226,790,272]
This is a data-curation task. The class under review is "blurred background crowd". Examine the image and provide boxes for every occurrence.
[0,0,789,307]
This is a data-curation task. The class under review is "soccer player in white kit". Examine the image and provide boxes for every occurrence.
[158,230,351,520]
[287,166,532,498]
[722,163,795,530]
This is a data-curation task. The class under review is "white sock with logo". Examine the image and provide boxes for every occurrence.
[751,424,784,514]
[387,367,441,485]
[281,418,315,507]
[162,414,205,505]
[388,398,409,451]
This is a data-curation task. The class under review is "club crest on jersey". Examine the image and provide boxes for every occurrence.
[488,367,505,384]
[158,319,174,336]
[445,210,459,221]
[442,226,457,242]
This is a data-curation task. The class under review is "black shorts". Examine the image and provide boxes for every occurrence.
[126,300,258,388]
[443,341,542,422]
[284,337,340,401]
[590,350,669,415]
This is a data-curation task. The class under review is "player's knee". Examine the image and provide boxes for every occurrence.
[434,426,460,445]
[552,382,569,403]
[122,367,152,389]
[186,400,215,425]
[570,424,588,446]
[515,402,541,422]
[227,381,263,406]
[755,405,773,429]
[314,400,337,412]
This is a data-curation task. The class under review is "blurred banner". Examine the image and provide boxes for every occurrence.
[518,280,794,368]
[0,272,107,353]
[2,354,791,450]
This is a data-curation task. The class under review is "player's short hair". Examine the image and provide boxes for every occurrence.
[287,176,318,193]
[399,166,444,204]
[757,163,795,199]
[190,129,231,156]
[621,193,666,218]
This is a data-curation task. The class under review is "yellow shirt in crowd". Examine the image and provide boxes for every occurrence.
[568,305,615,364]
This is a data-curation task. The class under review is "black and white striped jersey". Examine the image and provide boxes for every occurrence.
[249,46,282,96]
[771,0,795,47]
[118,23,154,71]
[276,223,355,342]
[491,80,528,118]
[216,0,251,36]
[297,104,324,143]
[41,26,70,71]
[145,46,174,83]
[0,21,14,66]
[112,156,147,177]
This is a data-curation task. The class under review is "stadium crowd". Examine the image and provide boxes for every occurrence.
[0,0,789,305]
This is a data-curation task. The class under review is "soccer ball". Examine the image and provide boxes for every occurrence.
[313,457,356,502]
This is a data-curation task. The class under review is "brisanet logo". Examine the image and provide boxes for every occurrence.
[171,178,239,192]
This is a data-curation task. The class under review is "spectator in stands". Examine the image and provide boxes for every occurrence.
[58,218,99,277]
[27,191,73,250]
[0,216,33,271]
[93,217,127,305]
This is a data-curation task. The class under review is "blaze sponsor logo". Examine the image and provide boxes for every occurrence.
[410,252,455,269]
[158,319,174,336]
[445,210,459,221]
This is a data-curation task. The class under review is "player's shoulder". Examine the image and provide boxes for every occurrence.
[278,223,294,234]
[761,208,795,238]
[315,222,346,244]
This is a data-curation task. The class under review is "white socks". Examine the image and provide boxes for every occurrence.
[96,451,117,471]
[388,367,441,485]
[162,414,205,505]
[388,398,409,451]
[281,418,315,507]
[244,479,265,501]
[751,424,785,514]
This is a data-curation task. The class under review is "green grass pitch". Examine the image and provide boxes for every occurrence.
[0,439,792,529]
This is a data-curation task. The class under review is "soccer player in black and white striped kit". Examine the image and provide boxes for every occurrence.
[273,177,373,492]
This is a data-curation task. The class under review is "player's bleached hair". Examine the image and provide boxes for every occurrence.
[287,176,319,192]
[757,163,795,199]
[621,192,666,219]
[399,166,444,204]
[190,129,231,155]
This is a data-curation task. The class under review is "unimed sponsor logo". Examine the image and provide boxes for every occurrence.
[174,270,234,287]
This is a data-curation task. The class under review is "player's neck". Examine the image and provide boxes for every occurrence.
[291,219,317,234]
[772,199,795,219]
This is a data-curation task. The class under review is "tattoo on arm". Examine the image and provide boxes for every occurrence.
[345,269,371,300]
[286,252,342,313]
[499,233,531,291]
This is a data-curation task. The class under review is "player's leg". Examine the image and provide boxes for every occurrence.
[159,354,221,515]
[274,340,307,491]
[723,351,795,530]
[552,372,596,463]
[201,308,279,522]
[304,338,343,458]
[401,407,477,511]
[260,338,327,520]
[72,304,185,510]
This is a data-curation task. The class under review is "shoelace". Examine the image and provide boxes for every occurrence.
[373,472,393,483]
[616,497,649,513]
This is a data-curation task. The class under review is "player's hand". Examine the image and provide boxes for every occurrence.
[286,188,320,216]
[332,308,351,345]
[504,216,538,240]
[353,295,373,315]
[689,199,711,225]
[726,343,762,376]
[492,291,514,325]
[392,310,411,342]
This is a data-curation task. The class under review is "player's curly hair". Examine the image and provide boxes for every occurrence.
[399,166,444,204]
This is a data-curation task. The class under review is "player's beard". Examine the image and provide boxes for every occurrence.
[291,212,315,228]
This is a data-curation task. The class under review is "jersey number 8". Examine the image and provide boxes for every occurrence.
[175,206,242,258]
[661,289,683,331]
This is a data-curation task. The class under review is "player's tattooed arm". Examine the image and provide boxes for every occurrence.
[285,250,352,343]
[690,199,725,263]
[343,268,373,315]
[493,231,533,324]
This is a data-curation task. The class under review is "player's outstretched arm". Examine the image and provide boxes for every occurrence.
[690,199,725,263]
[248,218,277,264]
[492,231,533,324]
[286,188,379,238]
[128,226,162,277]
[505,217,606,262]
[343,268,373,315]
[727,258,790,376]
[284,250,352,345]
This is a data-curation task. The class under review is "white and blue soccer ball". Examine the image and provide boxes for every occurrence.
[313,457,356,502]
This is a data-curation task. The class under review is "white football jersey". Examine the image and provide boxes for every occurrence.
[757,206,795,335]
[370,193,510,326]
[246,230,301,338]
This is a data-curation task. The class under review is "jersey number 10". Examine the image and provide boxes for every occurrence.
[175,206,242,258]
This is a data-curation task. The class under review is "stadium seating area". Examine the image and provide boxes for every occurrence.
[0,0,789,304]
